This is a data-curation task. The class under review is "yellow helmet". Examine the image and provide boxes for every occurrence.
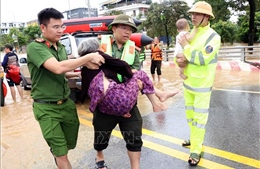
[188,1,215,19]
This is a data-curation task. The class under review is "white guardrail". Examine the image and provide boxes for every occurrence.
[145,46,260,62]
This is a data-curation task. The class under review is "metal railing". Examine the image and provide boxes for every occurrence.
[145,46,260,62]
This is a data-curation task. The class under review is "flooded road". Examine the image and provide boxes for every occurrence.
[1,65,259,169]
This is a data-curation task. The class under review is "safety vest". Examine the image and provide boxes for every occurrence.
[151,44,162,61]
[183,24,221,92]
[139,47,145,62]
[101,35,136,81]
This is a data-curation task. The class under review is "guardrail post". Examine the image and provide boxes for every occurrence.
[163,49,168,61]
[241,47,245,61]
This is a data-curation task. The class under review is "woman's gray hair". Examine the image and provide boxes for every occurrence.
[78,37,100,56]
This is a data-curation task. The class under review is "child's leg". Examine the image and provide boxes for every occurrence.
[154,88,179,102]
[133,70,178,112]
[146,93,168,112]
[179,67,187,80]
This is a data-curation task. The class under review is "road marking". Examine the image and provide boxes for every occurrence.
[142,128,260,168]
[78,117,259,168]
[213,87,260,94]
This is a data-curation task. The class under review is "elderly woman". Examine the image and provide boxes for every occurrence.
[79,38,178,117]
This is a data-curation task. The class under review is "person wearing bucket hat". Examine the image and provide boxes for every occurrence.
[175,1,221,166]
[92,14,142,169]
[108,14,138,33]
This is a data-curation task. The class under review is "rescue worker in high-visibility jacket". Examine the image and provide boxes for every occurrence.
[175,1,221,166]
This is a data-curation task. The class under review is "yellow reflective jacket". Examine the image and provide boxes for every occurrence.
[183,24,221,92]
[101,35,137,82]
[101,35,135,65]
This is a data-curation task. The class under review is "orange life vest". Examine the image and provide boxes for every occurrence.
[151,44,162,61]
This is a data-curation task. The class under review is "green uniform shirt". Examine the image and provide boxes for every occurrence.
[27,38,70,101]
[111,41,140,70]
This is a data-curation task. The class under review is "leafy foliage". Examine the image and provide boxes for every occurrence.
[103,10,123,16]
[212,21,238,44]
[23,25,41,42]
[237,11,260,43]
[143,1,190,46]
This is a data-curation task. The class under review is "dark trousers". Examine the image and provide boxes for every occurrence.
[93,104,143,152]
[150,60,162,75]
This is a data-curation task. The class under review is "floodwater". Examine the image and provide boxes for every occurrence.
[1,65,259,169]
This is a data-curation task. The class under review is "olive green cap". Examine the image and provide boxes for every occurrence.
[108,14,137,32]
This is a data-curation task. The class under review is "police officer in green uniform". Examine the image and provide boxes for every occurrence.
[93,14,142,169]
[27,8,104,169]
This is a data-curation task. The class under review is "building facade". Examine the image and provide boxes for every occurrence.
[62,7,98,20]
[99,0,150,21]
[1,21,27,34]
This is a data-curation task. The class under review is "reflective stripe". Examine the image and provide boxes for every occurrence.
[204,32,217,46]
[189,32,217,65]
[194,107,209,113]
[185,106,193,110]
[187,118,193,123]
[183,83,212,92]
[198,51,205,65]
[192,122,206,129]
[208,53,218,64]
[190,50,197,64]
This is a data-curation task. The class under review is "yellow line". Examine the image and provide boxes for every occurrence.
[79,118,233,168]
[78,111,260,168]
[213,87,260,94]
[109,125,233,169]
[142,129,260,168]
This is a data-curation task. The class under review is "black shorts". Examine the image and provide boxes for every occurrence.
[150,60,162,75]
[92,104,143,152]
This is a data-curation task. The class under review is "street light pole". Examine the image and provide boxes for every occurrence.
[85,0,91,17]
[68,0,72,19]
[12,12,20,52]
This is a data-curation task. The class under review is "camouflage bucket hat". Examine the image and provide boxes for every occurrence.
[108,14,138,32]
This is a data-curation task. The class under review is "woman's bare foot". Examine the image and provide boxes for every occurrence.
[122,112,131,118]
[156,90,179,102]
[153,102,168,112]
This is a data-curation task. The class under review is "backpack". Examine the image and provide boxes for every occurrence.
[6,65,21,84]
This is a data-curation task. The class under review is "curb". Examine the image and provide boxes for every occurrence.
[143,60,259,71]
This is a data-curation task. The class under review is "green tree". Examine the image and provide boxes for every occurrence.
[0,34,13,49]
[9,28,27,46]
[143,1,190,47]
[212,20,238,44]
[227,0,258,45]
[23,25,41,42]
[237,11,260,43]
[103,10,123,16]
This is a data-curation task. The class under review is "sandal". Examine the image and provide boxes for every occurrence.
[95,159,108,169]
[182,139,191,147]
[188,153,201,166]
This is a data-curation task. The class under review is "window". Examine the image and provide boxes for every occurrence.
[60,37,72,55]
[133,10,136,17]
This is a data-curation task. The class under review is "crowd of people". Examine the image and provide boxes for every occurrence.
[2,1,220,168]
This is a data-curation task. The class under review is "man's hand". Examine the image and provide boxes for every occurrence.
[176,53,188,68]
[83,52,105,69]
[178,34,189,48]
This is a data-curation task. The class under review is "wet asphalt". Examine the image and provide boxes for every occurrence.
[1,64,260,169]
